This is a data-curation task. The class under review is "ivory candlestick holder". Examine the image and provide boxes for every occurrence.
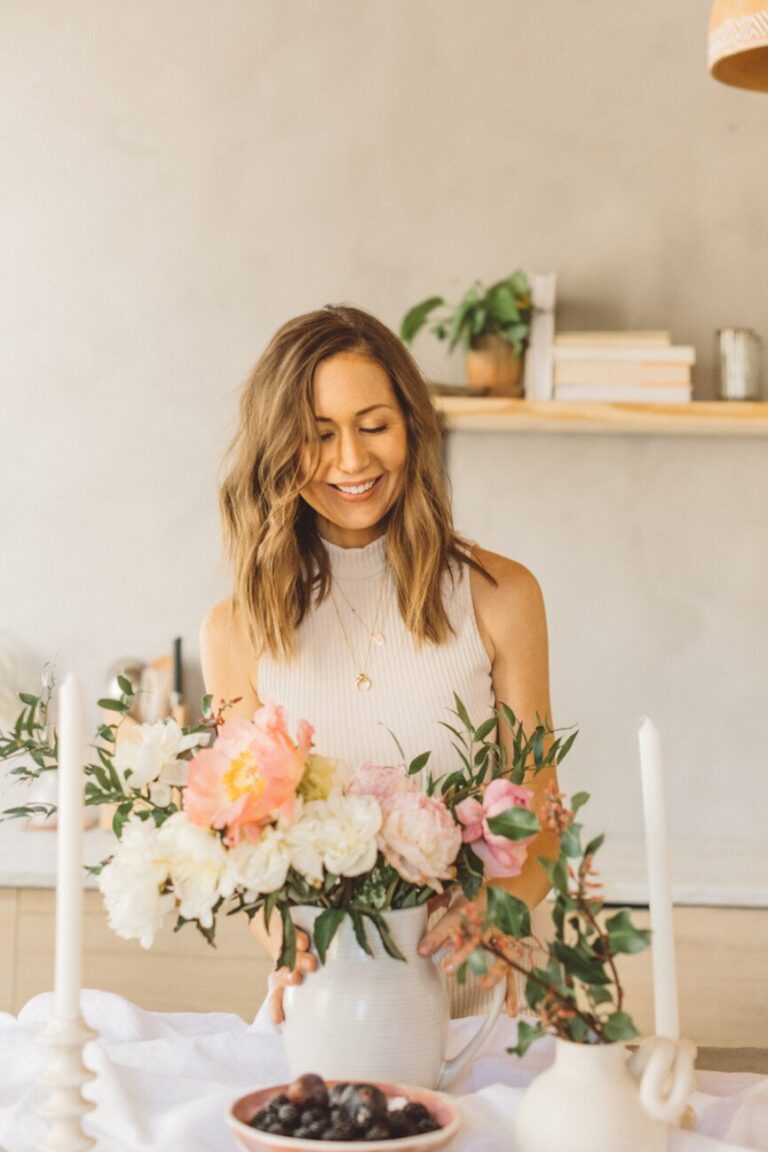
[37,1013,97,1152]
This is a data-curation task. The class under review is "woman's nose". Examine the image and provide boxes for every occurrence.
[336,431,369,474]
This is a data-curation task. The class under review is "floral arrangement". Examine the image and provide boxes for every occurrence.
[0,677,576,974]
[451,784,651,1047]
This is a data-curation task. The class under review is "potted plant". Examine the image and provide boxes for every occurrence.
[400,271,533,394]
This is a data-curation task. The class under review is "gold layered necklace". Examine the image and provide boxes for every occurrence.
[329,574,388,692]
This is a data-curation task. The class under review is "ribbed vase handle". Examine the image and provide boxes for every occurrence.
[436,977,506,1090]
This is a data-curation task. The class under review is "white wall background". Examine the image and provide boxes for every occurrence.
[1,2,767,861]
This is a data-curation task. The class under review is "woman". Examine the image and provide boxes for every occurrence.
[200,304,558,1022]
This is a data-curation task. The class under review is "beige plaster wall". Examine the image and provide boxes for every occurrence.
[1,2,766,858]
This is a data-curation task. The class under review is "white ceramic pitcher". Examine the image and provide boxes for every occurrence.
[281,904,505,1089]
[514,1034,697,1152]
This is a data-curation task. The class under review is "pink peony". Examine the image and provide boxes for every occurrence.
[379,791,462,891]
[455,777,535,879]
[347,762,418,810]
[184,702,312,846]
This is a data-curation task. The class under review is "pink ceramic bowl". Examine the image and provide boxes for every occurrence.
[227,1080,461,1152]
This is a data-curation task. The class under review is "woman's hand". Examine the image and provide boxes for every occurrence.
[268,929,318,1024]
[418,890,521,1016]
[250,912,318,1024]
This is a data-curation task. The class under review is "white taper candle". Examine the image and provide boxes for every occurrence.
[638,716,679,1040]
[55,674,85,1020]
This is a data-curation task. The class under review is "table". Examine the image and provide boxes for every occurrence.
[1,990,766,1152]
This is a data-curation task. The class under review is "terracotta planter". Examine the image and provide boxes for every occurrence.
[464,335,524,395]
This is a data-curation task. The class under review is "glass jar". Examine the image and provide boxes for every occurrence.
[716,328,763,400]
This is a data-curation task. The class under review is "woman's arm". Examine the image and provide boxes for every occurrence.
[469,548,560,909]
[199,598,261,720]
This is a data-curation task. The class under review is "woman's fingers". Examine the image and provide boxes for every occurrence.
[504,969,519,1017]
[295,928,310,952]
[418,908,464,956]
[267,936,318,1024]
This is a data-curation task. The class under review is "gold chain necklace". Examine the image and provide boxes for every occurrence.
[332,579,386,647]
[329,573,388,692]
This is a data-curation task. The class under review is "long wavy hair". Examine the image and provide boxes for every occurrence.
[220,304,491,660]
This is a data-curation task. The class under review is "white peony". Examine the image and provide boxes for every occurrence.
[227,824,291,899]
[158,811,230,929]
[287,792,381,883]
[113,718,207,804]
[98,817,174,948]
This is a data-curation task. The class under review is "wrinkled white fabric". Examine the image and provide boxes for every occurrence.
[0,990,765,1151]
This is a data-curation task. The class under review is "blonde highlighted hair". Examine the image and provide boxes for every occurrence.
[220,304,490,660]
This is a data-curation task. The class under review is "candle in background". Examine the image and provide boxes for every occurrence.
[55,673,85,1020]
[170,636,188,725]
[638,716,680,1040]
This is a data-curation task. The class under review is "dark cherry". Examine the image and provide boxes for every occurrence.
[287,1073,330,1110]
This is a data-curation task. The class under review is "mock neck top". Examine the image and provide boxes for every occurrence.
[256,535,494,776]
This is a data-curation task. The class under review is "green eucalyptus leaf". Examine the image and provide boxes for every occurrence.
[313,907,345,964]
[97,698,128,713]
[407,750,431,776]
[570,790,589,811]
[277,906,297,972]
[557,733,579,764]
[584,834,606,858]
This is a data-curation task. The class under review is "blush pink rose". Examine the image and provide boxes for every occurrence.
[455,777,535,879]
[379,791,462,891]
[184,702,312,846]
[347,762,418,809]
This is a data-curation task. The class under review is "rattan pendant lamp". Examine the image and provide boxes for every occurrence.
[709,0,768,90]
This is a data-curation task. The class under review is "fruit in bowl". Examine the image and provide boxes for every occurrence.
[227,1073,461,1152]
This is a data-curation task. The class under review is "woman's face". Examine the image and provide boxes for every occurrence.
[299,351,409,548]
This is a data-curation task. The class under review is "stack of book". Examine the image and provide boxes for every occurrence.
[552,331,695,403]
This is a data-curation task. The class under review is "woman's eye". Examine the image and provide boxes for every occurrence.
[319,432,335,442]
[361,425,387,435]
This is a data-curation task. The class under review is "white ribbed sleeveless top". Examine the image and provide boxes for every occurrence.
[256,535,546,1018]
[256,535,494,774]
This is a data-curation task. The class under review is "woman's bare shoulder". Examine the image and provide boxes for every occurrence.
[468,547,546,659]
[199,597,260,711]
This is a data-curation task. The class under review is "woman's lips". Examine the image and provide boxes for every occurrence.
[328,475,383,502]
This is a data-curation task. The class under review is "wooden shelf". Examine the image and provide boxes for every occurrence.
[433,396,768,436]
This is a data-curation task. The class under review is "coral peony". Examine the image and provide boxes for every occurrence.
[455,777,535,878]
[184,702,312,845]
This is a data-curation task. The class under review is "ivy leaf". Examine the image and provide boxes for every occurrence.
[603,1010,640,1042]
[604,910,652,955]
[551,942,611,985]
[560,825,582,858]
[486,887,531,938]
[314,908,345,964]
[589,985,614,1006]
[486,807,540,841]
[507,1020,545,1059]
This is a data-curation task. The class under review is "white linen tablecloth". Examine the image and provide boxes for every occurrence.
[0,990,765,1152]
